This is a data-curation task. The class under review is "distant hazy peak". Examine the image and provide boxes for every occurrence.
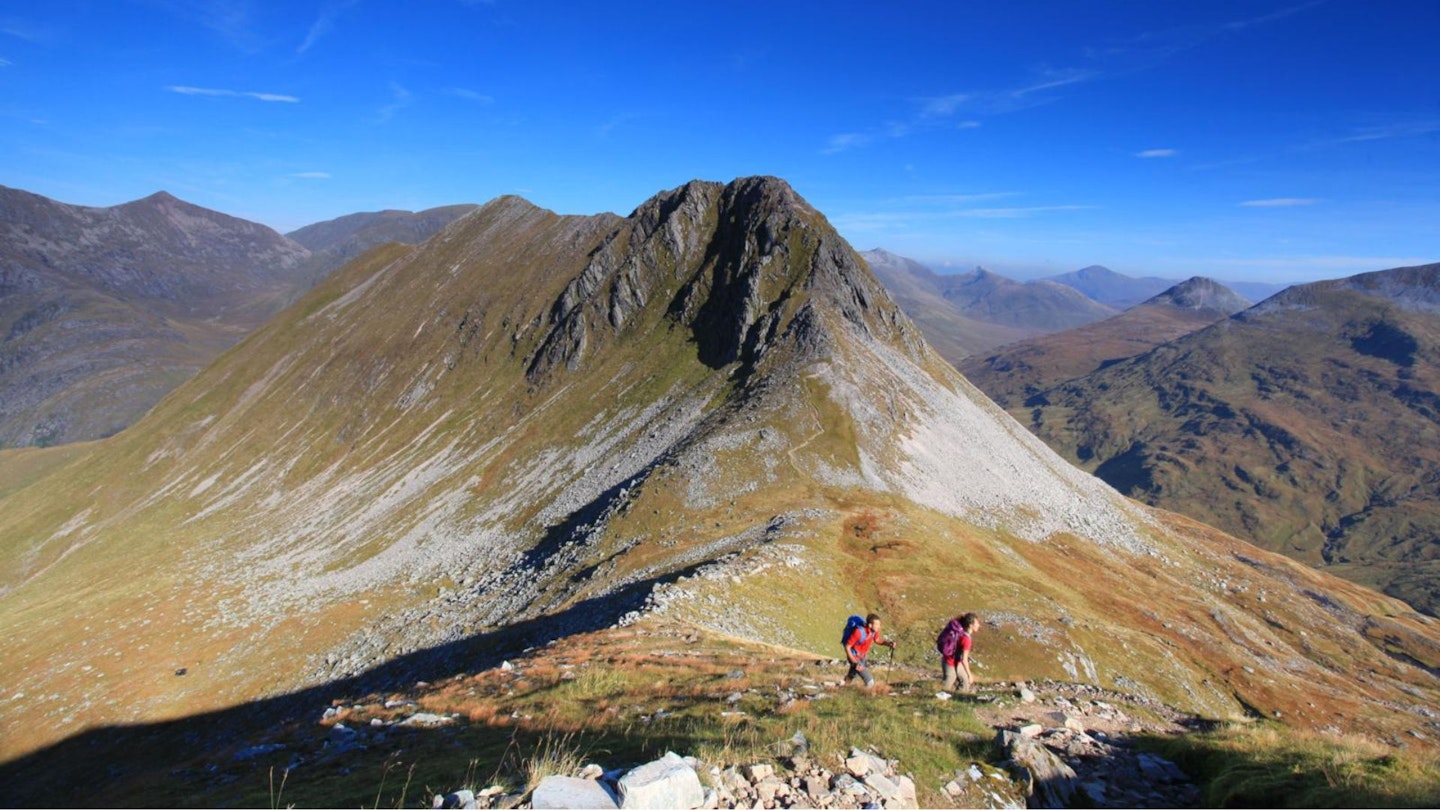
[1145,277,1251,314]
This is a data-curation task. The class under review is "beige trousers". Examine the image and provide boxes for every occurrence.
[942,659,971,692]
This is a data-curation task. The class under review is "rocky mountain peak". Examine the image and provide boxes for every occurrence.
[527,176,913,380]
[1145,276,1250,314]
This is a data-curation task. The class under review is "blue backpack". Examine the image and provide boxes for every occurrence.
[842,614,868,648]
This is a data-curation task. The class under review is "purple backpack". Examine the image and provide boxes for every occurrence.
[936,618,966,658]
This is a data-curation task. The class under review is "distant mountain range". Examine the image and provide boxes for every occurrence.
[1044,263,1287,309]
[864,250,1287,364]
[963,276,1253,409]
[861,249,1116,362]
[0,186,473,447]
[967,263,1440,616]
[4,178,1435,779]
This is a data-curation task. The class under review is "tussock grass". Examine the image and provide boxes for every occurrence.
[1141,722,1440,808]
[518,732,589,791]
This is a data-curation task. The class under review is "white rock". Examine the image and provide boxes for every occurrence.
[532,776,619,810]
[863,771,899,800]
[400,712,455,728]
[618,751,705,809]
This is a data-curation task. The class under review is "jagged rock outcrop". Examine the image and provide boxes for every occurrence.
[529,179,915,381]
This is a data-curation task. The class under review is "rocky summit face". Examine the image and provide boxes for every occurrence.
[994,263,1440,616]
[2,178,1438,771]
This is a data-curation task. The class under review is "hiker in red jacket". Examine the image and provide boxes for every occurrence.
[843,613,896,688]
[937,613,980,693]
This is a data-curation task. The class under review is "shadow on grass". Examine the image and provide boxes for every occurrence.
[1133,726,1440,809]
[0,567,711,809]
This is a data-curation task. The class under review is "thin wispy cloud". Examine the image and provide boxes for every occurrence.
[920,94,971,118]
[375,82,411,122]
[1,17,59,44]
[980,203,1091,218]
[298,0,360,54]
[1011,67,1099,98]
[1136,148,1178,158]
[1089,2,1327,71]
[822,132,873,154]
[832,201,1094,231]
[1316,120,1440,147]
[1224,1,1328,32]
[897,192,1020,205]
[596,113,636,138]
[0,57,11,67]
[446,87,495,104]
[167,85,300,102]
[824,63,1105,155]
[158,0,266,52]
[1240,198,1318,207]
[290,171,331,179]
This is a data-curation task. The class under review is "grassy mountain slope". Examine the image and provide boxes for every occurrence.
[286,204,479,284]
[963,277,1252,408]
[1003,264,1440,615]
[1,179,1437,777]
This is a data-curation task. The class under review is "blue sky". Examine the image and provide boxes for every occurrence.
[1,1,1436,283]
